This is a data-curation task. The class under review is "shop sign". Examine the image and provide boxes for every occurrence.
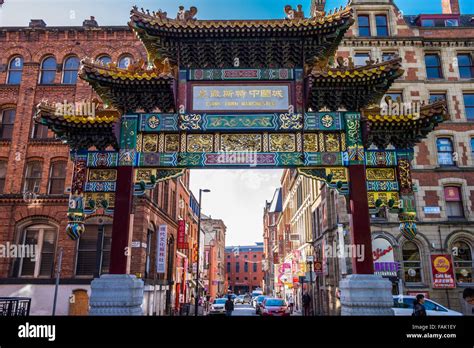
[372,237,398,277]
[156,225,167,274]
[431,254,456,289]
[177,220,188,249]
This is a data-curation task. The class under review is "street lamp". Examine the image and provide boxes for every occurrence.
[195,188,210,316]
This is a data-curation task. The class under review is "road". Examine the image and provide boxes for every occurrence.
[232,303,258,316]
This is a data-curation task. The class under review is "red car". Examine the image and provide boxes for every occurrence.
[260,298,290,316]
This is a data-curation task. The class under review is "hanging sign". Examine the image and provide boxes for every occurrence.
[431,254,456,289]
[156,225,167,274]
[372,237,398,277]
[177,220,188,249]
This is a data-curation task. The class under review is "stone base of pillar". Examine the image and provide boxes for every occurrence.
[89,274,144,316]
[339,274,394,316]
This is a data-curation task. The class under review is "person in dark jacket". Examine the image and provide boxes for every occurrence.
[412,294,427,316]
[225,295,234,316]
[302,291,311,316]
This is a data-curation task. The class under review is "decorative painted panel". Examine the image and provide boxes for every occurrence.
[84,182,116,192]
[164,134,179,152]
[367,192,400,209]
[304,133,318,152]
[220,134,262,152]
[142,134,159,153]
[366,168,396,181]
[187,68,294,81]
[187,134,214,152]
[269,134,295,152]
[365,151,397,167]
[87,152,118,167]
[88,169,117,182]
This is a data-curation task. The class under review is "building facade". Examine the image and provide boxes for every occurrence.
[225,243,264,294]
[0,18,199,315]
[201,216,226,299]
[264,0,473,315]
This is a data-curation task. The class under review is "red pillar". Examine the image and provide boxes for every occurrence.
[109,165,134,274]
[348,164,374,274]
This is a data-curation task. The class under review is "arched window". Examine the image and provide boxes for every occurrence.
[97,55,112,66]
[145,227,153,278]
[23,161,42,193]
[39,56,56,84]
[0,108,15,140]
[452,240,473,284]
[14,224,57,278]
[48,161,67,194]
[118,55,133,69]
[7,56,23,84]
[437,138,455,166]
[75,224,112,276]
[0,160,7,193]
[62,56,80,84]
[402,241,422,283]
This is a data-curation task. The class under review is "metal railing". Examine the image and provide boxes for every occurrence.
[0,297,31,316]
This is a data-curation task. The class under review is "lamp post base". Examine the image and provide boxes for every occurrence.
[339,274,394,316]
[89,274,144,316]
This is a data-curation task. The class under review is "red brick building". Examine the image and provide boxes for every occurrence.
[0,18,199,315]
[225,243,264,294]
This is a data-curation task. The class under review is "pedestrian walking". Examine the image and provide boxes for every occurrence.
[462,288,474,315]
[288,294,295,314]
[225,295,234,316]
[412,294,427,316]
[302,291,311,316]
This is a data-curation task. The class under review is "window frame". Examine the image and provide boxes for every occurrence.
[7,56,23,85]
[118,55,133,69]
[48,161,67,195]
[75,224,112,277]
[0,159,6,193]
[39,56,57,85]
[0,108,15,140]
[457,54,473,79]
[425,53,443,80]
[23,160,43,194]
[353,52,371,67]
[357,15,371,37]
[463,93,474,121]
[436,137,455,167]
[451,240,473,284]
[15,224,57,278]
[375,14,389,36]
[97,55,112,66]
[62,56,80,84]
[401,241,424,285]
[444,186,464,219]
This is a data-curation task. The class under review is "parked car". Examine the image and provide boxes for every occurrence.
[260,298,290,316]
[392,296,463,316]
[255,295,267,314]
[234,295,250,304]
[209,298,227,315]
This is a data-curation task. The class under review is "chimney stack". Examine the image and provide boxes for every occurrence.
[29,19,47,28]
[442,0,460,14]
[83,16,99,28]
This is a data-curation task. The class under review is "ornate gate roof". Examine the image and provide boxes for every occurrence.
[129,4,354,68]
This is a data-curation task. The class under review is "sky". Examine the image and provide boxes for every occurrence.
[1,0,471,245]
[0,0,472,26]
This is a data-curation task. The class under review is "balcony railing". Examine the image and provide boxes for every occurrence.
[0,297,31,316]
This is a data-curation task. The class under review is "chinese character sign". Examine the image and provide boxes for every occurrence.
[177,220,188,249]
[192,85,290,112]
[156,225,168,274]
[431,254,456,289]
